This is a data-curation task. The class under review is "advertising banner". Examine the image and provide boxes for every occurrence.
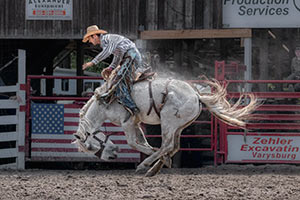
[26,0,72,20]
[223,0,300,28]
[227,135,300,162]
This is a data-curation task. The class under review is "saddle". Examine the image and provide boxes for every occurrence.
[96,66,156,105]
[95,65,171,119]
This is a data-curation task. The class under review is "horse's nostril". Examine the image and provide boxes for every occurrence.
[109,155,117,160]
[74,134,81,140]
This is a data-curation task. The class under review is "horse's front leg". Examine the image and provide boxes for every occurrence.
[122,122,156,157]
[135,124,157,151]
[122,123,157,173]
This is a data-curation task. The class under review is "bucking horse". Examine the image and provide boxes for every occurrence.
[73,73,259,177]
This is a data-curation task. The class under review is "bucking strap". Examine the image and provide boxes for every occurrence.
[146,79,171,118]
[147,80,161,118]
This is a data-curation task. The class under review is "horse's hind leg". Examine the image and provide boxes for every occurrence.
[138,91,200,175]
[144,159,165,177]
[137,125,177,174]
[145,102,201,177]
[144,126,185,177]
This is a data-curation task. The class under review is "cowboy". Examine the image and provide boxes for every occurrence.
[286,45,300,91]
[290,46,300,74]
[82,25,148,121]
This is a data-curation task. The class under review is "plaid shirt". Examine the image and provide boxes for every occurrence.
[91,34,137,69]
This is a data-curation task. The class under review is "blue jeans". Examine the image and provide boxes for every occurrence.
[114,48,142,112]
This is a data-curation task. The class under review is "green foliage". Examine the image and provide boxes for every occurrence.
[70,51,76,69]
[70,51,109,74]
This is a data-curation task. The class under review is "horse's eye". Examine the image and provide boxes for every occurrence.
[106,145,114,150]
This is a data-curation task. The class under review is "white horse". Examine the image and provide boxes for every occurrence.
[73,77,259,176]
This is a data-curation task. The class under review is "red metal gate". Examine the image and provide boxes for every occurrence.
[215,61,300,164]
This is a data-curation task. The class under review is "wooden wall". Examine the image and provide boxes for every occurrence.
[140,0,222,31]
[0,0,222,40]
[0,0,140,39]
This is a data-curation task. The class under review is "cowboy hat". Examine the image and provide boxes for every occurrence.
[82,25,107,43]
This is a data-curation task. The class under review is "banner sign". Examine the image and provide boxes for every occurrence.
[227,135,300,162]
[26,0,72,20]
[223,0,300,28]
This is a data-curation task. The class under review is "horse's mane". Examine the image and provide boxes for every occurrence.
[79,81,109,118]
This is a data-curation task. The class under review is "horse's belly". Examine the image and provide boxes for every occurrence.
[139,113,161,125]
[132,78,199,125]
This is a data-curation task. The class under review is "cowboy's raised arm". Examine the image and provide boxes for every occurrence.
[91,35,117,66]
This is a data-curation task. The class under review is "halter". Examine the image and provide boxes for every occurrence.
[89,130,115,158]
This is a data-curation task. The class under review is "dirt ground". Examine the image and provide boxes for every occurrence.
[1,164,300,200]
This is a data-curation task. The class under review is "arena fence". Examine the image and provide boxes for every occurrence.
[0,49,26,169]
[218,79,300,164]
[214,60,300,164]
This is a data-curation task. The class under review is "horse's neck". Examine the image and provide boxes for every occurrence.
[95,82,109,96]
[104,101,126,126]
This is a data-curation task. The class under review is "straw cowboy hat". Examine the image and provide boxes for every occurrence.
[82,25,107,43]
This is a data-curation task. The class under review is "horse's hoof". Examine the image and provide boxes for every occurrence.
[145,170,157,177]
[161,155,172,168]
[145,161,164,177]
[136,164,149,174]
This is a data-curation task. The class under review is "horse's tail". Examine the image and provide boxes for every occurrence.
[194,79,260,129]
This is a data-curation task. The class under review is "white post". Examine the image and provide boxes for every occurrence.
[17,49,26,170]
[244,37,252,92]
[243,38,252,139]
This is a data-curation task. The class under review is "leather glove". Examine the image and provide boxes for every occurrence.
[101,67,113,80]
[135,72,142,81]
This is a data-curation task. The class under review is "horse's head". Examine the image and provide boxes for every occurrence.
[74,94,119,161]
[73,131,119,161]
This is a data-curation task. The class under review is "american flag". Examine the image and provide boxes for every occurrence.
[30,102,140,163]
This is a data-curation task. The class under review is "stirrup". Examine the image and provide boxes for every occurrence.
[123,108,139,123]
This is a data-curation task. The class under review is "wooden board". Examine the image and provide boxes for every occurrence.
[140,29,252,39]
